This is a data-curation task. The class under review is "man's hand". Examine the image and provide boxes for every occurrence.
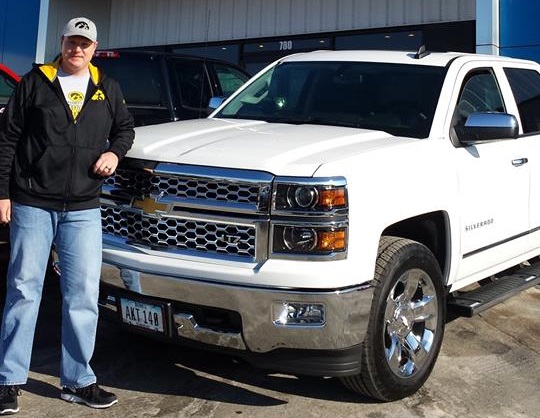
[0,199,11,224]
[93,151,119,177]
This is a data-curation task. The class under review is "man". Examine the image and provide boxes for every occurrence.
[0,17,134,414]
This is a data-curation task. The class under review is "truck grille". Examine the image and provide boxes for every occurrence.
[101,206,256,257]
[100,163,272,261]
[104,169,260,205]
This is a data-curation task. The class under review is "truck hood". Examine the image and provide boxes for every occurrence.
[128,118,412,176]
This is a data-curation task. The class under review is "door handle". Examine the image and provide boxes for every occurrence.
[512,158,528,166]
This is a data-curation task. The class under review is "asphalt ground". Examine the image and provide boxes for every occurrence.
[0,238,538,418]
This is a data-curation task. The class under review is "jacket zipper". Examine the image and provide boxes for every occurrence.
[63,141,76,212]
[62,82,100,210]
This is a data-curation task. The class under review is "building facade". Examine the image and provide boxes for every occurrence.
[0,0,537,75]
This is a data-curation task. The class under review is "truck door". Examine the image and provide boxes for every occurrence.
[503,66,540,239]
[452,68,529,280]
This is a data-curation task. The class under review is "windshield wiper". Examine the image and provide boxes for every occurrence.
[219,115,381,131]
[269,116,373,129]
[264,116,332,125]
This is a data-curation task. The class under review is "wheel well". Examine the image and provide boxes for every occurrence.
[381,211,448,274]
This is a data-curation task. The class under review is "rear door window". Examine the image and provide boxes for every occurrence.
[214,64,249,97]
[504,67,540,133]
[171,59,211,110]
[93,54,165,106]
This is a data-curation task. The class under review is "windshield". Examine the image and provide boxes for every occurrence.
[215,61,446,138]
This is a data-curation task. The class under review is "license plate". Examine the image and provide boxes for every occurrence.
[120,298,164,333]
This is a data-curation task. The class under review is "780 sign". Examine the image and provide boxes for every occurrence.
[279,40,293,51]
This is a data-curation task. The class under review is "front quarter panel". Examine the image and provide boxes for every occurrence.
[314,137,458,285]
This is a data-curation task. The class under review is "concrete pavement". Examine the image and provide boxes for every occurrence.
[0,237,538,417]
[13,280,540,417]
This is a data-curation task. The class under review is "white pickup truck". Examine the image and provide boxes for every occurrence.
[98,49,540,401]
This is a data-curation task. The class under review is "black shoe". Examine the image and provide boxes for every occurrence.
[0,385,20,415]
[60,383,117,409]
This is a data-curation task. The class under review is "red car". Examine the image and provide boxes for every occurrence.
[0,63,20,117]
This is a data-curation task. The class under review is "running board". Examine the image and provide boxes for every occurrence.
[448,263,540,317]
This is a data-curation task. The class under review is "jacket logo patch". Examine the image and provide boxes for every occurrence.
[92,90,106,101]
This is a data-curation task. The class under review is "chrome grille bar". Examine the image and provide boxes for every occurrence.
[101,162,273,261]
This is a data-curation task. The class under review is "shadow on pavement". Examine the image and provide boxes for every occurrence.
[29,277,371,406]
[0,237,372,406]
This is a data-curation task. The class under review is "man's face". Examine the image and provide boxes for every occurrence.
[60,35,97,74]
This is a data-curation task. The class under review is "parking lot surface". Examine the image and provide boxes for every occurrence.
[0,245,538,418]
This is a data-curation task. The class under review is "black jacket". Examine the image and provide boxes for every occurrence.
[0,59,134,211]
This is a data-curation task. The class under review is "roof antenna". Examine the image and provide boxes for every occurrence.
[414,45,430,59]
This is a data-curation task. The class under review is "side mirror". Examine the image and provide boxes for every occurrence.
[459,112,519,145]
[207,96,226,115]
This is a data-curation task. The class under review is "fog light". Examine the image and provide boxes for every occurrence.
[272,302,325,327]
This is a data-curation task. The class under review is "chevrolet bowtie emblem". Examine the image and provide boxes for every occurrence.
[132,197,171,215]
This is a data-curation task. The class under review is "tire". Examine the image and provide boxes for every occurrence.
[340,236,446,401]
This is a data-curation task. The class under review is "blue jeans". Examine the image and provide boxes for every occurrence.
[0,203,102,388]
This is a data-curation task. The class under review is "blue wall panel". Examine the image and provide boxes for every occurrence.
[500,0,540,62]
[0,0,41,75]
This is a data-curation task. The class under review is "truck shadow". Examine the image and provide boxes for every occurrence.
[0,244,377,406]
[18,271,375,406]
[93,330,371,405]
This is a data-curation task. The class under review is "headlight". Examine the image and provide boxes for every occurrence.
[273,178,348,213]
[289,186,318,208]
[282,226,318,251]
[270,177,348,259]
[272,224,347,255]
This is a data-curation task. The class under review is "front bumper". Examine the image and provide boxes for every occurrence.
[99,263,374,376]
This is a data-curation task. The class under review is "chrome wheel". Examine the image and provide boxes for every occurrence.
[340,237,445,400]
[384,268,439,378]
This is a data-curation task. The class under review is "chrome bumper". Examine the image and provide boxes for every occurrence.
[99,263,374,353]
